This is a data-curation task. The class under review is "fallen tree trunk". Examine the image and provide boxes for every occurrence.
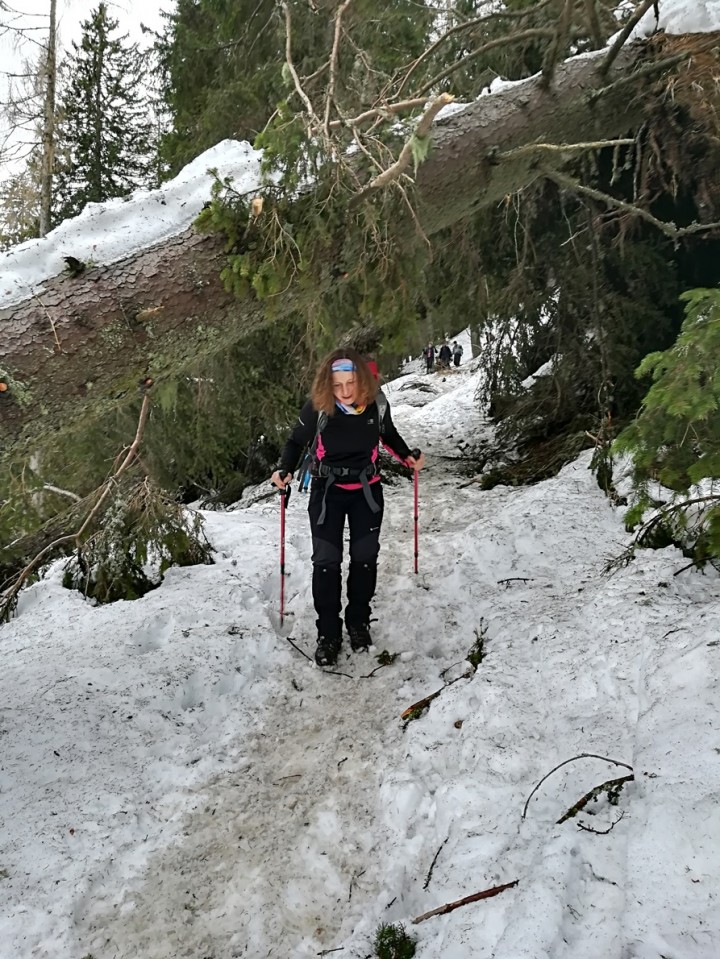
[0,40,680,460]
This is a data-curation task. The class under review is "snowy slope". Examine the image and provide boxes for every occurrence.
[1,351,719,959]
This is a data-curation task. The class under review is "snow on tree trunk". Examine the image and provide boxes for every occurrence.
[0,41,660,461]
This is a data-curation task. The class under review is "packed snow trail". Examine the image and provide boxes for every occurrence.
[2,350,719,959]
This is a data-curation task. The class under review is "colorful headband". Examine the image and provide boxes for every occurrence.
[332,359,356,372]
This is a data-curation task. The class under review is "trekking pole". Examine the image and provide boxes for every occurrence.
[410,449,421,574]
[277,473,291,625]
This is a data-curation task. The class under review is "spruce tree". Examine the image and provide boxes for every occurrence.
[155,0,434,176]
[53,2,153,223]
[0,159,41,249]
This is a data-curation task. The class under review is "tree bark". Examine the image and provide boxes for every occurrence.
[0,40,664,460]
[414,46,644,234]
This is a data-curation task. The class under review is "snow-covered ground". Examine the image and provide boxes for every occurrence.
[2,351,719,959]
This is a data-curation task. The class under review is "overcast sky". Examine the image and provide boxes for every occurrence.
[0,0,173,176]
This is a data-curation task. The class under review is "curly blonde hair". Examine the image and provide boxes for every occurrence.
[311,347,378,415]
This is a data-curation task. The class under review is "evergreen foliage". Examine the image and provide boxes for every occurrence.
[0,320,309,565]
[53,2,153,223]
[372,922,417,959]
[0,158,41,249]
[5,0,720,573]
[155,0,434,176]
[154,0,283,175]
[614,287,720,564]
[61,478,214,605]
[187,3,720,503]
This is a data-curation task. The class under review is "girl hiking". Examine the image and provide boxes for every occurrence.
[271,348,425,666]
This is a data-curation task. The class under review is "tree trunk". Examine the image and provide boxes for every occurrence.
[0,40,674,461]
[39,0,57,237]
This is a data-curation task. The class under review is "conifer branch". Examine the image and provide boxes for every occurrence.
[328,97,430,131]
[42,484,81,502]
[394,0,556,99]
[556,774,634,824]
[358,93,454,198]
[584,0,604,47]
[0,390,153,622]
[540,0,575,89]
[413,28,559,99]
[588,50,693,105]
[324,0,354,139]
[606,495,720,575]
[599,0,657,78]
[281,2,320,127]
[499,138,635,162]
[546,170,720,241]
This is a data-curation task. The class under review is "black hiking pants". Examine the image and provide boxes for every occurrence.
[308,480,384,640]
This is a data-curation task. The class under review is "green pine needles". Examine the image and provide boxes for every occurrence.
[615,287,720,565]
[195,160,428,355]
[62,480,214,605]
[372,922,417,959]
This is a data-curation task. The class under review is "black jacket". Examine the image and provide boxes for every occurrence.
[279,398,412,475]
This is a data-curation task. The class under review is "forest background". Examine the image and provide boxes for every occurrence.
[1,0,720,611]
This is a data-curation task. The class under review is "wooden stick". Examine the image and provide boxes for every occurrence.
[412,879,519,924]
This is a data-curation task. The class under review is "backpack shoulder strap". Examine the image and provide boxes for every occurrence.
[376,390,388,436]
[311,410,328,456]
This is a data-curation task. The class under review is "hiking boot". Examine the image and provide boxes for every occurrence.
[315,635,341,667]
[347,623,372,652]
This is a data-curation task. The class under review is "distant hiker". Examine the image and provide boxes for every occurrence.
[452,341,463,367]
[271,348,425,667]
[438,342,452,369]
[422,342,436,373]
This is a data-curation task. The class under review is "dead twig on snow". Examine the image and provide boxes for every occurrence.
[423,837,449,890]
[412,879,519,924]
[522,752,633,819]
[577,810,626,834]
[556,774,634,824]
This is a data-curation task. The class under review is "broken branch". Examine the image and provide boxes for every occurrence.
[499,138,635,162]
[323,0,354,139]
[556,774,634,824]
[361,93,454,196]
[599,0,657,78]
[412,879,519,923]
[522,752,633,819]
[328,97,429,131]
